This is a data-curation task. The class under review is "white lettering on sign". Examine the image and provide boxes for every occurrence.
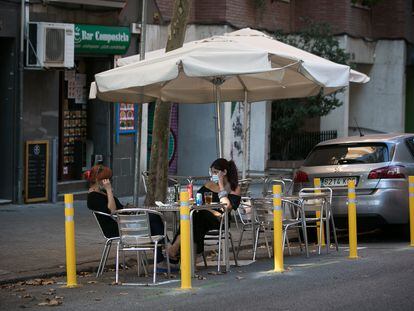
[94,31,129,43]
[81,30,93,40]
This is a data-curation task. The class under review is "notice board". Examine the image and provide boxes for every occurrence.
[25,140,49,203]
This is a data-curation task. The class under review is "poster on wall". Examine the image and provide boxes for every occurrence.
[119,103,135,130]
[115,103,137,143]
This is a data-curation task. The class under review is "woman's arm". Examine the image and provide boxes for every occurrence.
[102,179,117,213]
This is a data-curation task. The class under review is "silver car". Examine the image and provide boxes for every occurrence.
[293,133,414,225]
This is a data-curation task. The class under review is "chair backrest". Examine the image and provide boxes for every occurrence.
[237,199,254,224]
[92,211,119,239]
[239,178,252,197]
[251,198,273,224]
[116,208,151,247]
[298,187,332,212]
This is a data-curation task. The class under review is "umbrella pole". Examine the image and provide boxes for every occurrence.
[242,91,248,179]
[214,79,223,158]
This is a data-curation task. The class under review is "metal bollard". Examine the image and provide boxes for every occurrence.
[313,178,326,247]
[409,176,414,247]
[179,191,192,289]
[273,185,284,272]
[347,180,358,259]
[64,194,77,287]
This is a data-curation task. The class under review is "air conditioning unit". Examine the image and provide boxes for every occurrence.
[26,22,74,68]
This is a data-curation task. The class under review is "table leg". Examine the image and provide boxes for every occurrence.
[224,211,230,272]
[326,200,331,254]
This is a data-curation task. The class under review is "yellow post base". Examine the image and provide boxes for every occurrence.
[64,194,77,288]
[180,191,192,289]
[273,185,284,273]
[347,181,358,260]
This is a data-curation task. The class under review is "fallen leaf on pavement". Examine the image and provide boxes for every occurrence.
[119,292,128,296]
[23,294,32,299]
[25,279,42,286]
[38,298,62,306]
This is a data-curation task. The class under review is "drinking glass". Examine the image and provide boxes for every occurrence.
[204,192,213,204]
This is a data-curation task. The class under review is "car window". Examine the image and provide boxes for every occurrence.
[304,143,389,166]
[406,137,414,158]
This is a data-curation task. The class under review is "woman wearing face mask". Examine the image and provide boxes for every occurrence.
[167,158,241,261]
[86,164,171,270]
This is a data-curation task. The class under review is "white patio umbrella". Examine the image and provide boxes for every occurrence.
[90,28,369,177]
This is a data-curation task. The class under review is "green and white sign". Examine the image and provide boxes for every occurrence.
[74,24,130,54]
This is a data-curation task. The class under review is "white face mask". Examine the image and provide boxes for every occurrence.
[211,174,219,183]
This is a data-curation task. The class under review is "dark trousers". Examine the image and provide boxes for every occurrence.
[173,210,220,254]
[149,213,165,263]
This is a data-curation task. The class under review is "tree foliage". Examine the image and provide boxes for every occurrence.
[270,21,351,160]
[145,0,191,205]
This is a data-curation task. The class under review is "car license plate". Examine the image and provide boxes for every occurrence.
[321,177,358,187]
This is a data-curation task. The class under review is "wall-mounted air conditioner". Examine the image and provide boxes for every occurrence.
[26,22,74,68]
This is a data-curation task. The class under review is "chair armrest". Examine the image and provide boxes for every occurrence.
[93,210,117,220]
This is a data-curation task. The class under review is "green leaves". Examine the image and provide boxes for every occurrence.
[271,21,350,160]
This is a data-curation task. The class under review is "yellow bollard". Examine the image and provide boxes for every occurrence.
[273,185,284,272]
[64,194,77,287]
[179,191,192,289]
[313,178,326,247]
[347,180,358,259]
[409,176,414,247]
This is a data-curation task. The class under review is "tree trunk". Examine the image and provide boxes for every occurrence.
[145,0,191,205]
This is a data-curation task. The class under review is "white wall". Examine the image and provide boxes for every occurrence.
[249,101,271,171]
[349,40,406,134]
[321,37,406,137]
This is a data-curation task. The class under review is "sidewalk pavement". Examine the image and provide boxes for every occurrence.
[0,196,260,284]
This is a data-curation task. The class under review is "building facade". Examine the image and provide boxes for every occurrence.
[1,0,413,203]
[0,0,155,203]
[150,0,414,174]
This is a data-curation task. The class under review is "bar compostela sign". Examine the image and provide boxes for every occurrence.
[74,24,130,54]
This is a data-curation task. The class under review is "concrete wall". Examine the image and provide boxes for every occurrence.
[177,104,217,176]
[321,37,406,137]
[349,40,406,134]
[23,70,60,201]
[249,101,270,171]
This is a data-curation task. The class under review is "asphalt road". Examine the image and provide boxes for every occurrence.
[1,237,413,311]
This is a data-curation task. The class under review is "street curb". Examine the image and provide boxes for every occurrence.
[0,242,259,285]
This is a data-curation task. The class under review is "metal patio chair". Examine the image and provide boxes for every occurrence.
[92,211,120,278]
[251,198,303,260]
[115,208,170,284]
[298,187,339,256]
[202,210,239,272]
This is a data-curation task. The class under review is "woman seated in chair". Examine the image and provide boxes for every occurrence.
[86,164,168,266]
[167,158,241,261]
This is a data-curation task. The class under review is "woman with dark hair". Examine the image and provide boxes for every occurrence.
[167,158,241,261]
[86,164,170,269]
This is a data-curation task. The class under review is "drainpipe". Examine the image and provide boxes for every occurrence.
[16,0,25,204]
[133,0,147,206]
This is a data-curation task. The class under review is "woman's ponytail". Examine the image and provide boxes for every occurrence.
[226,160,239,191]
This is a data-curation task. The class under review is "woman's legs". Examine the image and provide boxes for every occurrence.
[168,210,220,258]
[149,213,165,263]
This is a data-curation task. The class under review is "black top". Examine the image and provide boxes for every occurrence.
[87,192,123,238]
[197,186,241,211]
